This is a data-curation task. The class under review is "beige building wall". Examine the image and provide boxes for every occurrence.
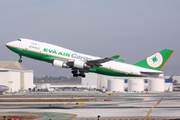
[10,72,20,92]
[0,72,10,87]
[24,72,33,90]
[20,72,24,89]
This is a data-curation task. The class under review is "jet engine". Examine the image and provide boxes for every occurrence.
[73,60,91,69]
[53,60,69,68]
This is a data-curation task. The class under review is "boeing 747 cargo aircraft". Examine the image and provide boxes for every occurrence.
[6,38,174,78]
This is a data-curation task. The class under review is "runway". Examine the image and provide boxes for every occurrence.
[0,91,180,119]
[1,107,180,119]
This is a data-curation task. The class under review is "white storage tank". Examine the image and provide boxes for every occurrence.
[128,78,144,92]
[107,79,124,92]
[148,78,164,92]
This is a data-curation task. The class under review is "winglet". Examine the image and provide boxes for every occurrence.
[118,58,126,62]
[111,55,121,59]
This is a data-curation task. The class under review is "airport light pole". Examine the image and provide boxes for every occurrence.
[3,116,6,120]
[97,115,100,120]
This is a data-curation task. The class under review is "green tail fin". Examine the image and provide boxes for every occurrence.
[134,49,174,71]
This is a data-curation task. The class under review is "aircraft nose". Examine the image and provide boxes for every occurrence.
[6,41,17,50]
[6,41,13,47]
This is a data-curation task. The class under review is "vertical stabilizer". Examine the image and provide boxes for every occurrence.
[134,49,174,71]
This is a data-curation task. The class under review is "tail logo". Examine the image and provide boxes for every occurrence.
[146,52,163,68]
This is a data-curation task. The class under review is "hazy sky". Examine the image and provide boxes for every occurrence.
[0,0,180,77]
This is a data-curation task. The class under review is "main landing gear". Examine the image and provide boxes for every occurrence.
[71,69,86,78]
[18,55,22,63]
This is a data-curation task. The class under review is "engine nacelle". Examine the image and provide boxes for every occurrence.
[74,60,91,69]
[53,60,69,68]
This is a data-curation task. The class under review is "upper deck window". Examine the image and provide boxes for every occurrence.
[17,39,21,41]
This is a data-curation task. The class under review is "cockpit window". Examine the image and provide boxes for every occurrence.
[17,39,21,41]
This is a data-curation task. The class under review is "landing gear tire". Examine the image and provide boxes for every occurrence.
[18,55,22,63]
[72,69,78,77]
[81,74,86,78]
[79,73,86,78]
[18,59,22,63]
[71,69,86,78]
[73,74,79,77]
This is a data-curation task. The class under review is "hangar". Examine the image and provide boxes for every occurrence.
[0,61,33,92]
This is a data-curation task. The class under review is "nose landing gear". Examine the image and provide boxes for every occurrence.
[18,55,22,63]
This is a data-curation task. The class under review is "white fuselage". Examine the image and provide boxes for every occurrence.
[6,38,164,77]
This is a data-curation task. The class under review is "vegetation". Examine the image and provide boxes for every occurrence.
[173,79,178,84]
[34,76,81,83]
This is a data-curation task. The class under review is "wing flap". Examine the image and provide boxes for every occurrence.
[87,55,120,66]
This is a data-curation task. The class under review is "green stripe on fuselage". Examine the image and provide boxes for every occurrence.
[89,67,140,77]
[7,46,67,63]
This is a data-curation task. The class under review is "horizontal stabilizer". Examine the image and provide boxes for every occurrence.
[140,71,163,75]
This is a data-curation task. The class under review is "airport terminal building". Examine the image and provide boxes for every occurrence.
[0,61,33,92]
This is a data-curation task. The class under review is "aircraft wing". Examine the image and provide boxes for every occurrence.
[86,55,120,67]
[50,55,120,69]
